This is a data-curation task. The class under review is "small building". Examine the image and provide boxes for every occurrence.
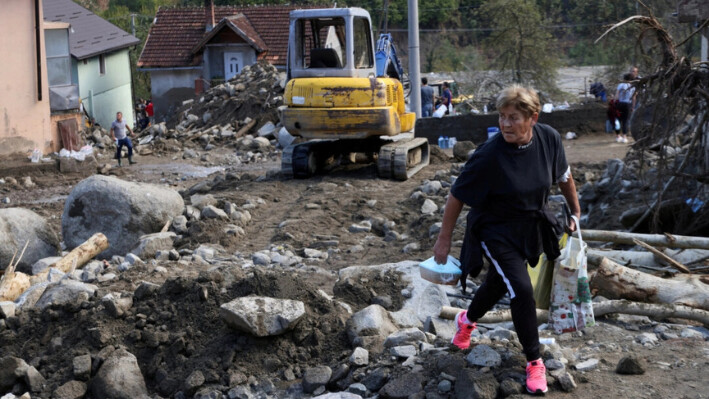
[1,0,61,155]
[44,0,140,129]
[138,1,307,121]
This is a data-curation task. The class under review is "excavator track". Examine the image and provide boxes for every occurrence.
[282,137,429,180]
[377,137,430,180]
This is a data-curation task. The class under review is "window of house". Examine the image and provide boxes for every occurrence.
[353,17,373,69]
[99,54,106,75]
[45,28,71,86]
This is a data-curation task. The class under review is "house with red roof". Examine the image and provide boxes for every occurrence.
[138,1,313,121]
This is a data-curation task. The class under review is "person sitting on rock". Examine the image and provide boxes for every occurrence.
[432,85,581,395]
[110,111,137,167]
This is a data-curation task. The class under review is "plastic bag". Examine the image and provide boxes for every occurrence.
[432,105,447,118]
[528,234,567,310]
[29,149,41,163]
[419,255,461,285]
[549,216,595,333]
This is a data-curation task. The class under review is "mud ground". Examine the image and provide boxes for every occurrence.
[4,131,708,399]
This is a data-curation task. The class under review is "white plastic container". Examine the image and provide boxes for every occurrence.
[419,255,461,285]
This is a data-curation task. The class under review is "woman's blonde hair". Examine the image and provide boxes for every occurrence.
[496,85,541,118]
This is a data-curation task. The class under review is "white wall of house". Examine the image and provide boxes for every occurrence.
[78,49,134,128]
[149,68,202,122]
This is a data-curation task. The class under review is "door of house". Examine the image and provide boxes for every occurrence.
[224,52,243,81]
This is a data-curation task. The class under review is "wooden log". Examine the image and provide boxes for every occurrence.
[590,257,709,311]
[631,238,691,273]
[31,233,109,284]
[582,230,709,249]
[440,300,709,326]
[0,266,31,302]
[235,119,257,138]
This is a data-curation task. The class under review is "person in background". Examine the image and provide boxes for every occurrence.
[110,111,137,167]
[629,66,640,80]
[421,78,434,118]
[615,73,636,143]
[590,81,607,102]
[606,93,621,138]
[441,82,453,115]
[146,99,154,126]
[433,85,580,395]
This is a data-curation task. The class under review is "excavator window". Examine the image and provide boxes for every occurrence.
[295,18,346,69]
[353,17,373,69]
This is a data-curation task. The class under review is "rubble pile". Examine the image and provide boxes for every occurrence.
[80,61,290,168]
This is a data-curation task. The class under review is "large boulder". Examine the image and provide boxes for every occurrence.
[61,175,184,258]
[89,349,149,399]
[34,279,98,310]
[0,208,59,273]
[220,296,306,337]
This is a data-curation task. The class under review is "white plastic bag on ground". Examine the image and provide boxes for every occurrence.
[542,103,553,113]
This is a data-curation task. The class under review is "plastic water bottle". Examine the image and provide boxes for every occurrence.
[539,337,555,345]
[443,136,449,149]
[483,104,488,114]
[438,136,445,148]
[449,137,457,147]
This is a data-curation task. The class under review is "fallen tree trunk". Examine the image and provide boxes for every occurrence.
[440,300,709,326]
[582,230,709,249]
[590,257,709,311]
[0,266,31,302]
[31,233,110,283]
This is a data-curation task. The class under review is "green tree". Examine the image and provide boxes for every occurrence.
[479,0,559,91]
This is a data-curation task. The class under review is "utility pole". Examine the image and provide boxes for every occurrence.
[408,0,421,118]
[131,13,136,37]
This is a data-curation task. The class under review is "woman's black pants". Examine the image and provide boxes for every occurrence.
[466,240,541,361]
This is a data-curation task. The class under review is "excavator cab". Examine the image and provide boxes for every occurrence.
[280,8,429,180]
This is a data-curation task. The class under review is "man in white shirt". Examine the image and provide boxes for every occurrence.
[110,112,136,166]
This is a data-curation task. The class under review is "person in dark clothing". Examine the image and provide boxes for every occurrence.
[432,85,580,395]
[615,73,636,143]
[421,77,434,117]
[441,81,453,115]
[590,81,607,102]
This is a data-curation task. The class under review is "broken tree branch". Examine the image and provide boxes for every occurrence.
[440,300,709,326]
[32,233,109,283]
[590,257,709,311]
[631,238,691,273]
[582,229,709,250]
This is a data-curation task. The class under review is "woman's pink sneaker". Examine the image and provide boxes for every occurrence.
[451,311,476,349]
[526,358,548,394]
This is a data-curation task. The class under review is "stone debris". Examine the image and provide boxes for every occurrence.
[0,208,60,274]
[219,296,306,336]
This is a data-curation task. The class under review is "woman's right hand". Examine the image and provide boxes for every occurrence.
[433,235,451,264]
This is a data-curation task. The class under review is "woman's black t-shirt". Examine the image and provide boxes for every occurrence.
[451,123,568,263]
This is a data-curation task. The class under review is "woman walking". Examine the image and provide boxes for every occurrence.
[433,85,580,395]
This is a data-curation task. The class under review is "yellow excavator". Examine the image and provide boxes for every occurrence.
[279,8,430,180]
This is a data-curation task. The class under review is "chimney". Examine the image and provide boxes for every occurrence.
[205,0,215,32]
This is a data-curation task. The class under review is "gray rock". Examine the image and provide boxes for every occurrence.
[0,208,59,274]
[102,294,133,318]
[349,347,369,366]
[487,328,515,341]
[124,253,143,266]
[545,358,565,371]
[421,199,438,214]
[555,370,577,392]
[194,245,216,260]
[24,365,46,392]
[134,281,160,300]
[172,215,188,234]
[465,345,501,367]
[379,373,424,399]
[302,366,332,394]
[183,149,197,159]
[347,383,367,396]
[0,356,28,392]
[190,194,217,210]
[227,385,255,399]
[636,332,658,345]
[89,348,149,399]
[130,232,176,259]
[53,380,88,399]
[184,370,205,395]
[574,358,599,372]
[73,354,92,380]
[30,256,62,275]
[499,378,522,396]
[313,393,362,399]
[455,369,499,399]
[389,309,423,329]
[62,176,184,259]
[424,316,456,342]
[452,141,475,161]
[402,242,420,253]
[0,301,16,319]
[420,180,442,195]
[616,355,646,375]
[438,379,452,393]
[360,367,390,391]
[252,252,271,266]
[384,328,427,348]
[680,327,708,339]
[35,279,97,310]
[349,221,372,233]
[390,345,417,358]
[202,205,229,219]
[220,296,305,336]
[257,121,277,138]
[346,305,398,351]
